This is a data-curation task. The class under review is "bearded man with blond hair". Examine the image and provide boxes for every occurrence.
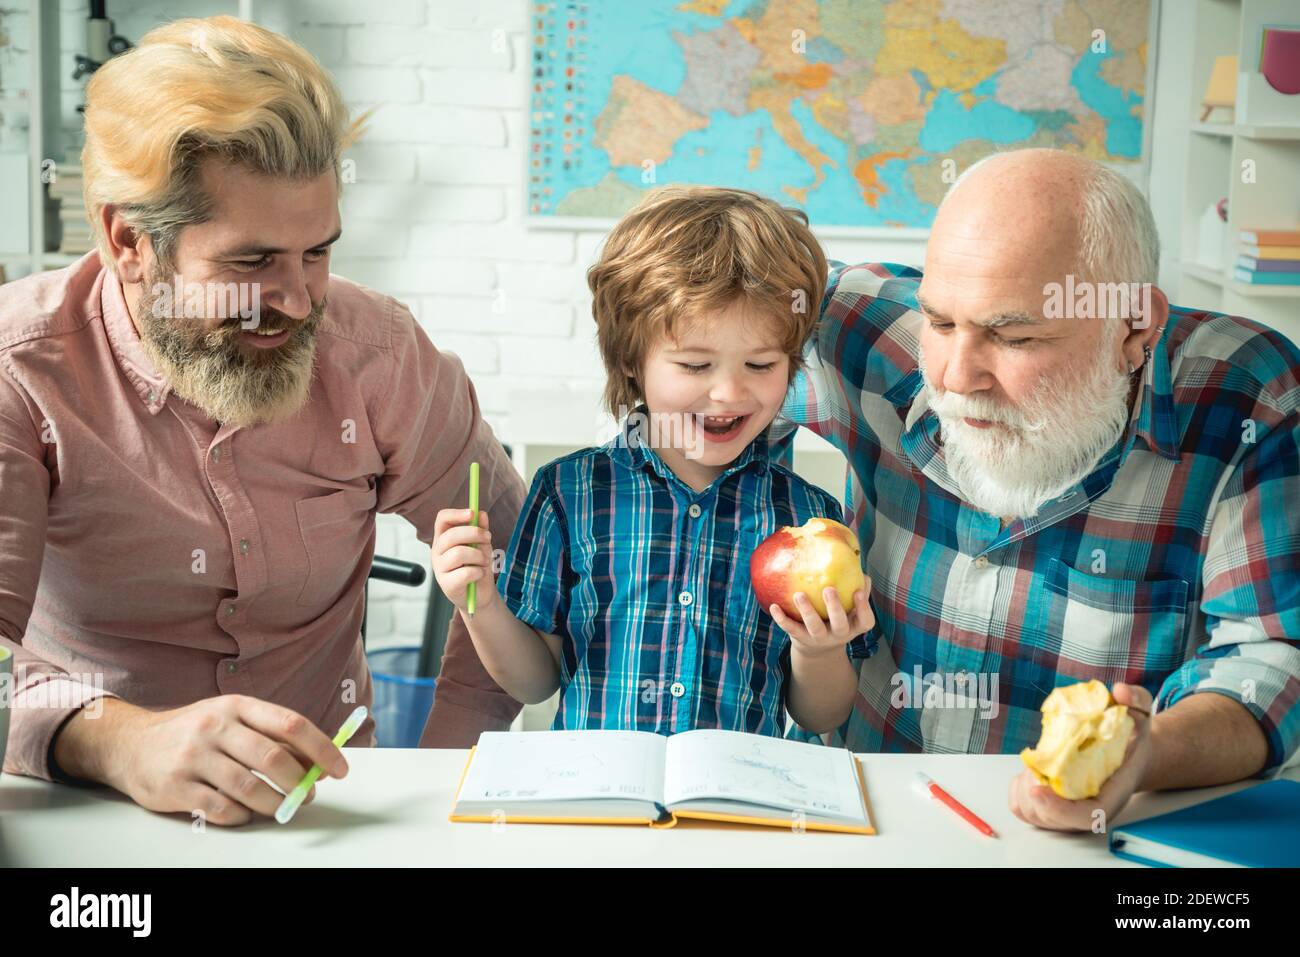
[0,16,525,824]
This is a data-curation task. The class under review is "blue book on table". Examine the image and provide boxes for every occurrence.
[1109,779,1300,867]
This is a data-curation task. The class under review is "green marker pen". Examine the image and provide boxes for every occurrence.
[467,460,480,618]
[275,704,367,824]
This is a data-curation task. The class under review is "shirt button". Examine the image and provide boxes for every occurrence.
[973,556,989,569]
[677,591,693,607]
[669,681,685,698]
[226,604,236,616]
[212,446,222,462]
[227,662,237,674]
[146,390,155,402]
[687,504,702,519]
[239,538,249,555]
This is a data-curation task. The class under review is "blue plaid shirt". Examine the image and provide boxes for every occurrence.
[497,421,866,737]
[778,262,1300,771]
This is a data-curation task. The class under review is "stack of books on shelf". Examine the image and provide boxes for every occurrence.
[48,151,92,257]
[1235,229,1300,287]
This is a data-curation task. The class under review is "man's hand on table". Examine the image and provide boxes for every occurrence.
[52,695,349,826]
[1007,683,1154,832]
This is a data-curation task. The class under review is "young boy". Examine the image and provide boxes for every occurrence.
[431,186,874,737]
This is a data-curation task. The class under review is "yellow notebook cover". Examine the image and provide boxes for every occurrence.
[448,744,877,835]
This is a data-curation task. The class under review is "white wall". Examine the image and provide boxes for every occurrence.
[0,0,1189,649]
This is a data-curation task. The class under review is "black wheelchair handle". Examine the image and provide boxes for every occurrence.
[369,555,427,587]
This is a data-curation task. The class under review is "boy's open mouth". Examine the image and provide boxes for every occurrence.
[698,413,747,442]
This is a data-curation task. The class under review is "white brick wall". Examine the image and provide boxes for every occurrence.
[304,4,603,648]
[0,0,930,649]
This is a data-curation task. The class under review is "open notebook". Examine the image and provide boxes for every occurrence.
[450,729,875,834]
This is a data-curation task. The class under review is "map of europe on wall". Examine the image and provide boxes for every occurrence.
[526,0,1150,231]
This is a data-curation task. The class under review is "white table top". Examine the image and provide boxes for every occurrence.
[3,750,1291,867]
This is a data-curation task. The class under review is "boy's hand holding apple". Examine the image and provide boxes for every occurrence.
[751,518,876,654]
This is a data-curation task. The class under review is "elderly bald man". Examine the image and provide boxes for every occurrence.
[780,148,1300,832]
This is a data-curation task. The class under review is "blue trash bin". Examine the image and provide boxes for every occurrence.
[367,646,436,748]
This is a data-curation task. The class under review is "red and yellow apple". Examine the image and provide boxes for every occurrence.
[750,517,866,620]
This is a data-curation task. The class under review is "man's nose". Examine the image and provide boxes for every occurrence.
[941,334,994,396]
[259,258,313,321]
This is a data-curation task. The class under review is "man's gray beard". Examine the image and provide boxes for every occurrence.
[135,265,323,428]
[920,332,1133,520]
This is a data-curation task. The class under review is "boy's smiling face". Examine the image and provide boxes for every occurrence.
[638,297,791,489]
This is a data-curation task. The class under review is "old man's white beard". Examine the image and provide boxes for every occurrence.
[921,336,1132,519]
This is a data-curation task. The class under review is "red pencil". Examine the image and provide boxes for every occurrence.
[915,772,997,837]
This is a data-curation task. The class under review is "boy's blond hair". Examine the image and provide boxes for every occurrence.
[588,185,827,416]
[82,15,364,270]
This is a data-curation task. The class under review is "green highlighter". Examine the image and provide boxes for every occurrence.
[467,461,480,618]
[274,704,367,824]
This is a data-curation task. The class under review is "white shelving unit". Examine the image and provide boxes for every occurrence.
[3,0,257,280]
[1177,0,1300,343]
[0,0,68,279]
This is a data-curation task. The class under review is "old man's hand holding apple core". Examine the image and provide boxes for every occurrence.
[751,518,875,654]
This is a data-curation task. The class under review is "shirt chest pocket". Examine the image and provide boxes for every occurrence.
[295,486,378,609]
[1031,557,1191,689]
